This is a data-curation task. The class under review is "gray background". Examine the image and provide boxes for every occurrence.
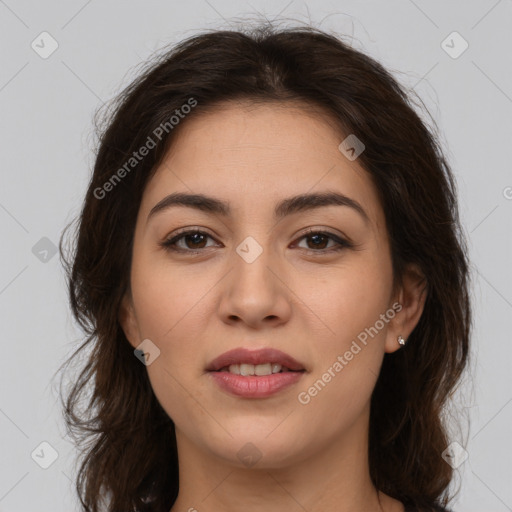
[1,1,511,511]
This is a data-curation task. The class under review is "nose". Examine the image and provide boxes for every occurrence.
[217,241,292,329]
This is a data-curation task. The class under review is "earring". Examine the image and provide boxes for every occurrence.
[397,335,406,346]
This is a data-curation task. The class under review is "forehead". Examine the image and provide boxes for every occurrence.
[162,100,346,164]
[140,101,385,231]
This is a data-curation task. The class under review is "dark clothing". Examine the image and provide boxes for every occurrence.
[404,503,452,512]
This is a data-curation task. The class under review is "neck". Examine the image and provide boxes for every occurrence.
[169,410,402,512]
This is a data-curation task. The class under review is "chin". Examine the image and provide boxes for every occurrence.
[202,426,308,469]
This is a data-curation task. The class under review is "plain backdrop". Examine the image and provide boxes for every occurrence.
[1,1,511,511]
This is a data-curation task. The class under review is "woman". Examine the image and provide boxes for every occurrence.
[60,23,471,512]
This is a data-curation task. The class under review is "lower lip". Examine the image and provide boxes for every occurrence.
[208,371,304,398]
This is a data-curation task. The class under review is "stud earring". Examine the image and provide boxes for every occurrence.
[397,335,406,346]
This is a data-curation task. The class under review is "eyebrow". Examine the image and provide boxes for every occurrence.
[147,190,370,225]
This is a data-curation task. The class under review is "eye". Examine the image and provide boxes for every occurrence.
[160,228,352,254]
[294,228,351,253]
[160,229,219,253]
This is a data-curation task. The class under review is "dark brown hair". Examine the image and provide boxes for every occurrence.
[59,22,472,512]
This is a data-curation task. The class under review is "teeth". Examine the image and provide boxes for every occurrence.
[272,363,282,374]
[226,363,284,376]
[228,364,241,375]
[240,363,255,376]
[255,363,272,376]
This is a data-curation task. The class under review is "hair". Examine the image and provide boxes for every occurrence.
[58,21,472,512]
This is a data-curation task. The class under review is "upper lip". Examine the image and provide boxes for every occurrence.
[206,347,305,372]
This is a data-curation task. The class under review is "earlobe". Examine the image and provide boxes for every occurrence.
[384,263,428,354]
[118,292,140,349]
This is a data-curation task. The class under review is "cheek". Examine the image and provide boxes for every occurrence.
[130,261,213,415]
[303,255,393,346]
[294,288,389,441]
[131,252,217,342]
[295,256,392,408]
[137,284,210,427]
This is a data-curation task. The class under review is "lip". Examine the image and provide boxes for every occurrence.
[206,347,305,372]
[206,347,306,399]
[209,371,304,398]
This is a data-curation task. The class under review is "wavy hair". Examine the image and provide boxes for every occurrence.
[59,22,472,512]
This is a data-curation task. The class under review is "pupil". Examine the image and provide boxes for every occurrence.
[184,233,328,250]
[310,234,327,249]
[188,233,205,248]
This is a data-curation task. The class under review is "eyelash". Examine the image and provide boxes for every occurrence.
[159,228,352,255]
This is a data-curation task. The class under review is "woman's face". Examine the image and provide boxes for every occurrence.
[120,101,424,468]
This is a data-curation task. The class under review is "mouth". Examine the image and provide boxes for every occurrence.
[206,347,306,373]
[215,363,304,376]
[206,347,306,398]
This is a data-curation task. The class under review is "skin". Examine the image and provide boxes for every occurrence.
[119,101,427,512]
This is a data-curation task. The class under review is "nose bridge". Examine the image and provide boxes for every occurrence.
[235,234,267,266]
[231,234,276,293]
[218,232,291,326]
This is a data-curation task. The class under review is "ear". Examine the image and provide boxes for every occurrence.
[384,263,428,354]
[118,291,141,349]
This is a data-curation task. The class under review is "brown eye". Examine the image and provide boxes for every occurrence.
[180,232,209,249]
[295,230,351,253]
[304,232,330,250]
[160,228,351,255]
[161,230,218,253]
